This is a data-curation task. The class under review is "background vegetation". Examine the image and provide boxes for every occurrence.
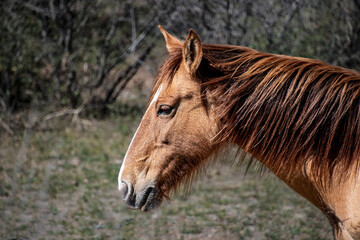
[1,0,359,239]
[1,0,359,113]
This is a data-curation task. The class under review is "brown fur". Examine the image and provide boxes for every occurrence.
[151,43,360,182]
[121,27,360,239]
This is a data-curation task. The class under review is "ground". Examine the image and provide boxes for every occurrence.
[0,112,332,240]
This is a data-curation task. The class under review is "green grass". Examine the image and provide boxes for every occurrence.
[0,113,332,239]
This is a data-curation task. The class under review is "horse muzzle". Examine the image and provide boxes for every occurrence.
[119,181,162,212]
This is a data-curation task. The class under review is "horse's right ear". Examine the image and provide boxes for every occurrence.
[182,29,202,75]
[158,25,182,53]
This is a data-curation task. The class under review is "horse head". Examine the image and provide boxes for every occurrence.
[118,26,219,211]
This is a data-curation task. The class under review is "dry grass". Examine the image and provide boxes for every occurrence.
[0,112,332,240]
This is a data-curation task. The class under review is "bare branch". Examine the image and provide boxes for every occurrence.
[106,38,157,103]
[42,105,84,122]
[16,0,52,18]
[0,118,15,136]
[130,6,137,54]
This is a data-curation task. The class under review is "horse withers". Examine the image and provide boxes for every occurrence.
[118,26,360,240]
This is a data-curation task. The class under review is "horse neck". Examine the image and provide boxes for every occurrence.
[205,49,360,237]
[209,61,335,209]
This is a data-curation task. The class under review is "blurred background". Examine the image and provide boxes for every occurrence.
[1,0,359,239]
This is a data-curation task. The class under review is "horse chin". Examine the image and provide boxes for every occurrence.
[139,197,162,212]
[137,187,164,212]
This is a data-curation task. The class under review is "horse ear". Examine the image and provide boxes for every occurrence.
[183,29,203,75]
[158,25,182,53]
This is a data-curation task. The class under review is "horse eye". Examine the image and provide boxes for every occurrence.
[157,105,174,116]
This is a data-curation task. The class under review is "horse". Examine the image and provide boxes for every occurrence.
[118,25,360,240]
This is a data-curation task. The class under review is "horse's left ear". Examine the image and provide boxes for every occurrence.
[183,29,203,75]
[158,25,182,53]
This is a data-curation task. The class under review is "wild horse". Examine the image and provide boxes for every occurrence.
[118,26,360,239]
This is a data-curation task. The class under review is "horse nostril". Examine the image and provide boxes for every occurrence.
[119,181,128,199]
[144,186,154,200]
[120,182,159,210]
[120,181,134,204]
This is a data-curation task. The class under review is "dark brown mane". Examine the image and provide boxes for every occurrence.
[152,43,360,180]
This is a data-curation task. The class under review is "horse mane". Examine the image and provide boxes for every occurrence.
[152,43,360,180]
